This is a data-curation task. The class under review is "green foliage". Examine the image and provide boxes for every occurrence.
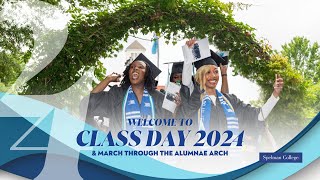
[0,21,33,92]
[281,36,320,83]
[19,0,268,95]
[280,37,320,119]
[263,39,320,146]
[306,82,320,115]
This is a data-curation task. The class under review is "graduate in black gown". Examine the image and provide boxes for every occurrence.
[86,53,172,134]
[167,58,229,116]
[170,62,184,85]
[181,39,284,148]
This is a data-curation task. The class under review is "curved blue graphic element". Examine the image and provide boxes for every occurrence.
[0,117,45,166]
[1,154,46,179]
[0,93,214,179]
[238,112,320,179]
[0,92,319,179]
[1,153,131,179]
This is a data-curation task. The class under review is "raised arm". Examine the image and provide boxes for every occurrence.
[258,74,284,120]
[231,74,284,121]
[182,38,197,93]
[91,72,121,93]
[220,64,229,94]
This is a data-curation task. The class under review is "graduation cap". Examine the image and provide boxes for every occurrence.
[133,53,161,78]
[210,50,229,66]
[163,61,184,74]
[170,62,184,74]
[217,51,229,64]
[193,48,230,70]
[193,56,217,70]
[164,61,184,83]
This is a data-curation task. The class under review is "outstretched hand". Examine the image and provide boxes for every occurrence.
[219,64,228,75]
[273,74,284,98]
[174,92,181,106]
[106,72,121,82]
[92,72,121,93]
[186,38,197,48]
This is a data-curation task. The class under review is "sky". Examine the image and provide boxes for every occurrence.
[102,0,320,103]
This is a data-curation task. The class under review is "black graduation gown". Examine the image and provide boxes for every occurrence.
[179,83,266,144]
[85,86,172,133]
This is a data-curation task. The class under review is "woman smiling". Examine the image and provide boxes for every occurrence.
[180,39,283,148]
[86,53,171,133]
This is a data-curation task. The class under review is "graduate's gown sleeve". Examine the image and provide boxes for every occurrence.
[178,81,202,130]
[224,94,266,139]
[85,86,123,130]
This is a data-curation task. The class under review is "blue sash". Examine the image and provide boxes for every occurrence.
[200,89,239,134]
[122,86,155,131]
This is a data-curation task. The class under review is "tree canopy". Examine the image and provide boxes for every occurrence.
[1,0,269,94]
[0,20,32,91]
[281,36,320,84]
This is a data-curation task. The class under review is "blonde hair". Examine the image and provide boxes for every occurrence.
[195,65,216,100]
[195,65,214,93]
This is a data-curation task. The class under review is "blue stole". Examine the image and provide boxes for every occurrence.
[122,86,155,131]
[200,89,239,134]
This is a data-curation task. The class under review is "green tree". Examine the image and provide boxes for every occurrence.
[280,36,320,119]
[0,21,32,92]
[281,36,320,83]
[262,37,320,146]
[0,0,270,95]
